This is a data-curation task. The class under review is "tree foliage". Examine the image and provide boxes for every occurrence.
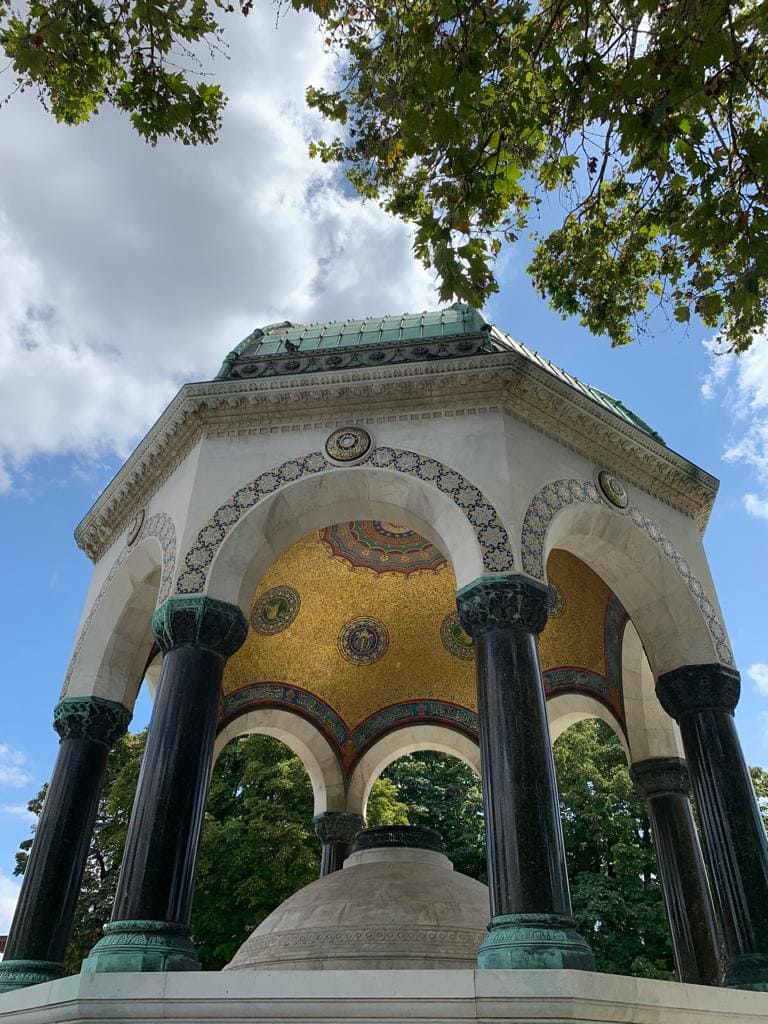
[2,0,766,350]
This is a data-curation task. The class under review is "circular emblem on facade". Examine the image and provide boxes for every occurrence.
[597,470,629,509]
[325,427,372,464]
[250,586,301,635]
[440,612,474,660]
[338,617,388,665]
[547,581,566,619]
[127,509,145,546]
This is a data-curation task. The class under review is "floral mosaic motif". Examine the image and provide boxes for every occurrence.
[547,581,566,619]
[440,611,475,660]
[62,512,177,693]
[521,478,734,667]
[338,617,389,665]
[320,520,447,576]
[175,446,515,595]
[250,586,301,635]
[219,682,349,747]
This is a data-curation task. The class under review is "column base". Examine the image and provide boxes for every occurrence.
[723,952,768,991]
[0,959,62,992]
[477,914,596,971]
[81,920,201,974]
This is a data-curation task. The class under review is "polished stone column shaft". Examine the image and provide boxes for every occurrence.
[657,664,768,991]
[630,757,721,985]
[0,697,130,993]
[458,574,595,971]
[313,812,364,875]
[83,595,247,974]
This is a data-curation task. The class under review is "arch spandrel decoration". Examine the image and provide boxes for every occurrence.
[174,446,516,596]
[520,478,734,667]
[62,512,176,693]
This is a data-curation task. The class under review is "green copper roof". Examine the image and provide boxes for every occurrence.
[216,303,664,445]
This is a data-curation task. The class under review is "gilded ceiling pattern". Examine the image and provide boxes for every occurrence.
[221,524,628,763]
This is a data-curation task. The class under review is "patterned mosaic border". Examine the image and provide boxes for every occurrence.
[175,446,515,595]
[218,683,479,773]
[61,512,176,694]
[521,479,734,666]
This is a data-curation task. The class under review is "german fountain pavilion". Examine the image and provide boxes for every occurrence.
[1,305,767,1022]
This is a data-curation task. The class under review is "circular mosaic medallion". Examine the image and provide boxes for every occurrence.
[127,508,145,546]
[320,520,446,576]
[338,617,388,665]
[597,470,629,509]
[547,581,566,619]
[440,611,475,660]
[250,586,301,635]
[325,426,372,463]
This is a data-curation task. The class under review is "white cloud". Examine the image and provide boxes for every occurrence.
[703,333,768,516]
[0,745,31,789]
[749,664,768,697]
[0,8,437,491]
[0,869,21,933]
[0,805,34,822]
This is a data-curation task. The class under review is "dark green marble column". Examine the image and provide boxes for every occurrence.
[313,812,364,875]
[656,664,768,991]
[0,697,130,993]
[457,574,595,971]
[630,757,721,986]
[82,595,247,974]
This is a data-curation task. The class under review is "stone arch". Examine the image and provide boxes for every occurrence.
[547,692,630,762]
[621,620,684,764]
[213,706,346,816]
[61,512,177,706]
[346,724,481,819]
[520,479,732,674]
[174,447,515,606]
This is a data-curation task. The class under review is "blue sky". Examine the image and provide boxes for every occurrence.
[1,5,767,933]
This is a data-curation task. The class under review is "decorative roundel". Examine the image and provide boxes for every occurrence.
[325,426,372,463]
[127,509,145,546]
[338,617,389,665]
[597,470,629,509]
[547,581,566,619]
[250,586,301,635]
[440,611,475,661]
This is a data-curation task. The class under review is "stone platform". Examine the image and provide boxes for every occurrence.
[1,970,767,1023]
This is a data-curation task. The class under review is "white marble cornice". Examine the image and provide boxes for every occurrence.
[74,353,719,562]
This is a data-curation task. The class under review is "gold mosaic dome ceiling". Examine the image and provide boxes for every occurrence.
[222,522,628,770]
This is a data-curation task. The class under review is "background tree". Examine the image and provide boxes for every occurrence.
[1,0,765,350]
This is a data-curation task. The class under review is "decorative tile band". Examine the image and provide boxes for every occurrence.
[61,512,176,694]
[520,479,733,667]
[218,683,479,774]
[175,446,515,595]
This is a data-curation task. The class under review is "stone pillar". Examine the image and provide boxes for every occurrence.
[657,664,768,991]
[82,595,247,974]
[457,574,595,971]
[313,812,365,875]
[0,697,130,993]
[630,757,721,985]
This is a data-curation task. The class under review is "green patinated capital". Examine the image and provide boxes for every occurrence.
[53,696,131,749]
[477,913,596,971]
[151,595,248,660]
[457,574,549,638]
[0,959,62,993]
[81,920,200,974]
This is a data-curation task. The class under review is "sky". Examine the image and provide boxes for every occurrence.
[1,5,767,934]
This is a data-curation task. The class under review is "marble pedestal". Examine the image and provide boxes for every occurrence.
[1,970,767,1023]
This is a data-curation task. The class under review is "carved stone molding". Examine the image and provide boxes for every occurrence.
[313,812,364,846]
[656,663,741,719]
[53,696,132,748]
[630,757,691,798]
[151,596,248,660]
[457,574,550,637]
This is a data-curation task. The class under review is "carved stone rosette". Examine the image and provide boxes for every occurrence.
[53,696,132,749]
[456,574,549,638]
[656,663,741,719]
[151,595,248,660]
[313,812,364,847]
[630,757,691,799]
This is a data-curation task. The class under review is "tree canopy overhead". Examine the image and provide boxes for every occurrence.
[2,0,766,350]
